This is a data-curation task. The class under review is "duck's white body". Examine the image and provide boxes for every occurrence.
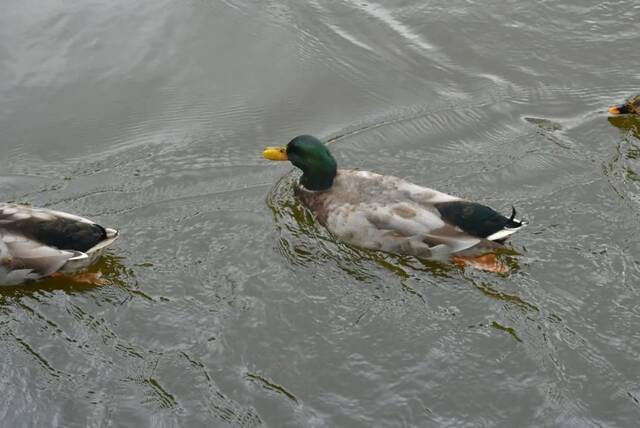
[0,203,118,285]
[295,170,526,259]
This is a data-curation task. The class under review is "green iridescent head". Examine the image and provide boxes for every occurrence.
[263,135,337,191]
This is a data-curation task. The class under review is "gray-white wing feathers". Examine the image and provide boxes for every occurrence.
[0,203,119,285]
[314,170,520,257]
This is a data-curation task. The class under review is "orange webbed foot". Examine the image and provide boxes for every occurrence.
[451,254,508,274]
[50,272,109,285]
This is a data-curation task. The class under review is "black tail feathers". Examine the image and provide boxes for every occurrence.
[505,206,527,228]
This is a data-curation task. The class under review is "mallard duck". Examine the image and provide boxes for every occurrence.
[263,135,527,265]
[0,203,118,285]
[609,95,640,115]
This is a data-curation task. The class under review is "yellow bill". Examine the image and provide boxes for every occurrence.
[262,147,288,161]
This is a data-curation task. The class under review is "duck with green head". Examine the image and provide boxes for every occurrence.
[263,135,527,268]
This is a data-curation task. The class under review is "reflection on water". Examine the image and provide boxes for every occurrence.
[246,372,299,404]
[608,115,640,145]
[0,254,134,301]
[604,116,640,210]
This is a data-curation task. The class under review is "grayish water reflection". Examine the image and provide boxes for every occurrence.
[1,0,639,426]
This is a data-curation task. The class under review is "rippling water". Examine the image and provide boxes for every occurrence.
[1,0,639,426]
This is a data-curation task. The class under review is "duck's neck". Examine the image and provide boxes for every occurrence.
[300,168,336,191]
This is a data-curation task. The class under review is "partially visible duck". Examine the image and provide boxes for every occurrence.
[0,203,118,285]
[262,135,527,270]
[609,95,640,115]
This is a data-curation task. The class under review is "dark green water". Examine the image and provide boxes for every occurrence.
[1,0,639,426]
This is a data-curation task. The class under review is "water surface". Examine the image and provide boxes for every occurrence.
[1,0,639,426]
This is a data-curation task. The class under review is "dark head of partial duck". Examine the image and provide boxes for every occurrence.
[609,95,640,115]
